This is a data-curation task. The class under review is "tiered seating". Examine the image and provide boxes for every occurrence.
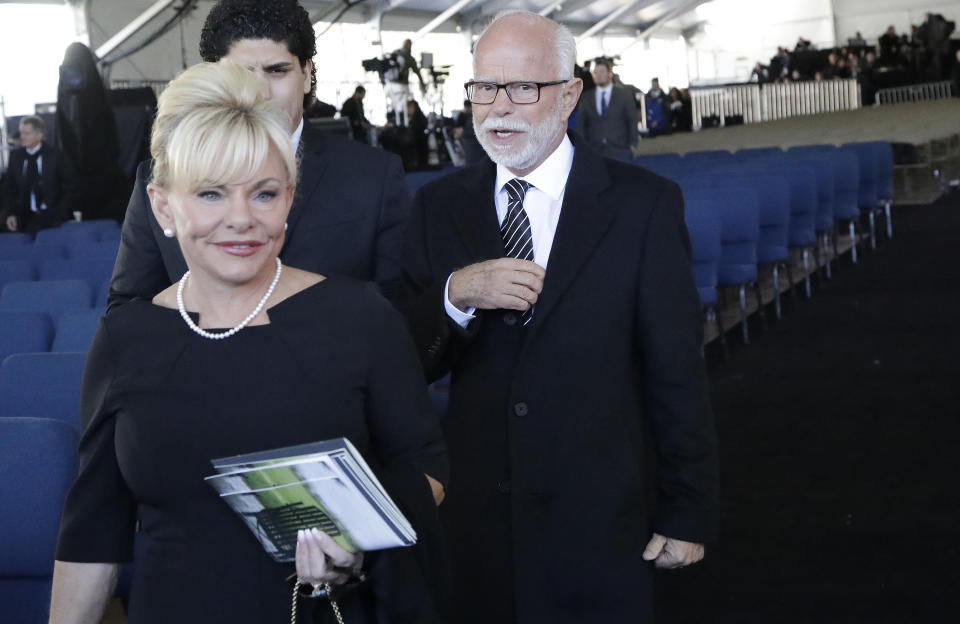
[0,222,119,622]
[0,223,116,431]
[633,140,894,349]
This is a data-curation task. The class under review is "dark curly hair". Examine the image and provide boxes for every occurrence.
[199,0,317,106]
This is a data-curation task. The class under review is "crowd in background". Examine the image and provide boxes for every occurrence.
[749,12,957,104]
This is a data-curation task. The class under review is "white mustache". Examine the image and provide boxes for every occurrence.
[478,118,531,133]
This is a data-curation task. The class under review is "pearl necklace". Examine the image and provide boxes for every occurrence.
[177,257,282,340]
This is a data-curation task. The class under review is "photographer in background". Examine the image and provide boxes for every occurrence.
[385,39,425,127]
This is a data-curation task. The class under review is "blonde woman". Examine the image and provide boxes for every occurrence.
[50,62,447,624]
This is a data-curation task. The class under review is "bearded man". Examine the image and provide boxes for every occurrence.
[398,10,718,624]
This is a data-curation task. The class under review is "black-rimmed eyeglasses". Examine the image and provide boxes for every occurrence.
[464,80,568,105]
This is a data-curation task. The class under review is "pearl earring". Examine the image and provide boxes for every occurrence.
[163,228,175,238]
[284,222,288,231]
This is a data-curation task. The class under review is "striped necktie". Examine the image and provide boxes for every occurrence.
[501,178,535,325]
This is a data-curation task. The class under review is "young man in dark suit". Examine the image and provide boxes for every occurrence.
[108,0,410,309]
[576,57,638,161]
[400,10,718,624]
[3,116,75,232]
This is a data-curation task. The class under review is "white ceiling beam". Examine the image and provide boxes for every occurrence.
[615,0,707,54]
[576,0,658,42]
[94,0,178,59]
[636,0,706,40]
[545,0,605,21]
[412,0,474,41]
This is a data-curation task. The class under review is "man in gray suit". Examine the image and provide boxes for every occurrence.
[577,58,638,161]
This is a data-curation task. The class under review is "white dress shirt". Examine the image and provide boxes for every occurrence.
[445,135,575,326]
[594,83,613,115]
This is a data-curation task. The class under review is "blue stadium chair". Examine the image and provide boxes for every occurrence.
[52,308,104,353]
[0,280,93,321]
[39,253,117,292]
[0,232,32,248]
[682,185,760,344]
[634,153,683,175]
[0,259,35,289]
[406,167,460,193]
[0,244,68,270]
[683,199,725,353]
[845,141,893,242]
[704,170,793,318]
[862,141,894,238]
[781,152,836,279]
[788,145,862,263]
[98,228,121,244]
[34,226,100,247]
[735,146,784,161]
[840,142,880,249]
[66,237,120,260]
[682,150,735,169]
[757,164,819,298]
[0,353,87,426]
[0,311,53,363]
[0,417,78,624]
[60,218,121,241]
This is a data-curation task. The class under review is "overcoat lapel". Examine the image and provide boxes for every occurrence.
[282,126,326,254]
[451,162,505,262]
[525,139,615,336]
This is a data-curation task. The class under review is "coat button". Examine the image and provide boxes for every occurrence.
[503,312,518,326]
[513,402,528,417]
[497,480,511,494]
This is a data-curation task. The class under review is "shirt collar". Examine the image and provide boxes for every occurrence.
[495,134,574,203]
[26,143,42,156]
[598,83,613,95]
[291,117,304,152]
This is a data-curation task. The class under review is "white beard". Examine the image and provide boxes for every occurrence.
[475,98,566,171]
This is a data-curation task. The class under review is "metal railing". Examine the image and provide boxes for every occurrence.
[690,79,861,129]
[876,81,953,105]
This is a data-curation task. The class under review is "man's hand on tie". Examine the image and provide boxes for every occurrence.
[449,258,545,312]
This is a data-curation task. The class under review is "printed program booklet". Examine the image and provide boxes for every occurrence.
[206,438,416,563]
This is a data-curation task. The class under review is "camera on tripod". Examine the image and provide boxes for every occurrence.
[361,54,399,84]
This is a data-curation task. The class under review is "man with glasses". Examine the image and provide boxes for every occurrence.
[400,10,717,623]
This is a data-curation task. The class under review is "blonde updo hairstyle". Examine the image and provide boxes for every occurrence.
[150,61,297,193]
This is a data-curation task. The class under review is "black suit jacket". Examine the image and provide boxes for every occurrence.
[107,123,410,309]
[2,143,75,229]
[399,135,718,623]
[577,86,639,161]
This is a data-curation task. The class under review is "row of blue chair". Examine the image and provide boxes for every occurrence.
[0,279,108,320]
[0,253,117,292]
[0,219,120,247]
[639,142,894,347]
[637,141,894,251]
[0,309,103,361]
